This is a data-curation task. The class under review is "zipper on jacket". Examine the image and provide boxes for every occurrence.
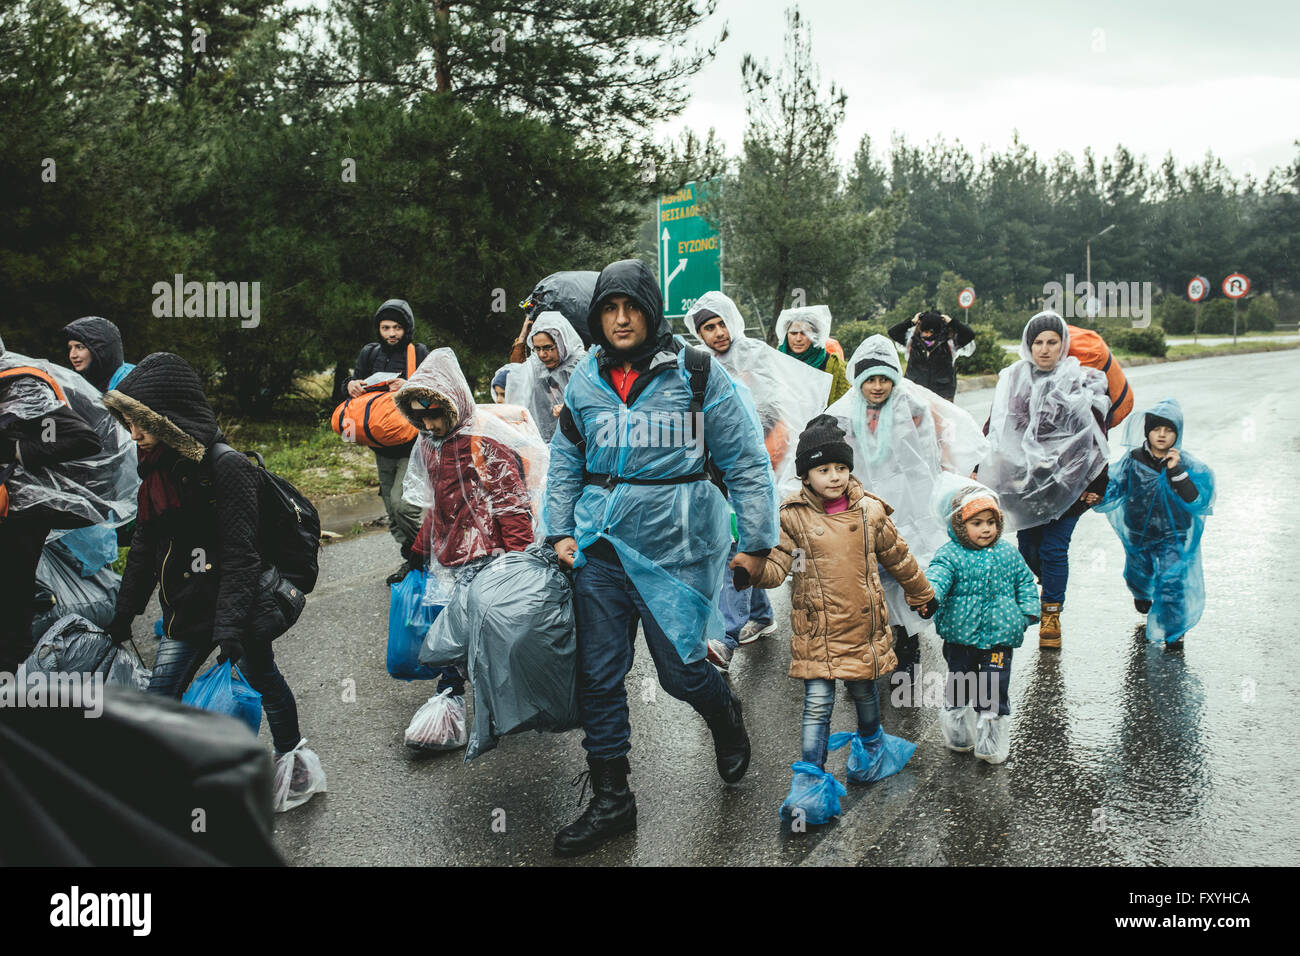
[160,539,175,639]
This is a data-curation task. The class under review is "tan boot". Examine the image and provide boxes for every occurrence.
[1039,601,1062,649]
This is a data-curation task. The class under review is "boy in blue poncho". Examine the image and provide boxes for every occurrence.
[1096,399,1214,649]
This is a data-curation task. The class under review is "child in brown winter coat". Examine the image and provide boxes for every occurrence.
[743,415,936,821]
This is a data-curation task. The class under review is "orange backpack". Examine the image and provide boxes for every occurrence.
[1067,325,1133,429]
[0,365,67,521]
[331,343,419,448]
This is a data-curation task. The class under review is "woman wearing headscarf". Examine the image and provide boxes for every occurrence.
[505,311,587,442]
[776,305,850,404]
[979,311,1110,650]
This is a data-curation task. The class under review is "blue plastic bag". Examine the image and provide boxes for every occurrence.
[829,729,917,783]
[388,569,443,680]
[778,761,846,826]
[182,660,262,736]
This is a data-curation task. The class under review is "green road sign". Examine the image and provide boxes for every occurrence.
[657,180,722,318]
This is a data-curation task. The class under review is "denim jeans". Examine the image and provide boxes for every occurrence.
[719,541,774,650]
[942,643,1013,716]
[801,678,882,769]
[149,636,302,753]
[1016,512,1081,604]
[574,553,731,760]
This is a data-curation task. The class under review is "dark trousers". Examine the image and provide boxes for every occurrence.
[574,553,731,760]
[942,642,1013,716]
[0,513,52,671]
[149,635,303,753]
[1016,512,1081,604]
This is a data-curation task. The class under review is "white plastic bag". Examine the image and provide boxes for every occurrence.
[939,705,977,752]
[403,688,468,752]
[974,713,1011,764]
[272,738,327,812]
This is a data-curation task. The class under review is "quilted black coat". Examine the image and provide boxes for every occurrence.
[104,353,262,647]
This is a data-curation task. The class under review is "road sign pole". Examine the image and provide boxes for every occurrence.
[1233,298,1238,346]
[1194,301,1199,344]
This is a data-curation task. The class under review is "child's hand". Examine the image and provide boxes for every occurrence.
[1165,448,1181,470]
[915,596,939,620]
[552,537,578,570]
[729,551,764,586]
[1080,491,1100,505]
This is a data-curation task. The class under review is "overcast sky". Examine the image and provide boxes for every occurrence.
[659,0,1299,179]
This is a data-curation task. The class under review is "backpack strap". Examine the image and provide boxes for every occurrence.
[0,365,67,404]
[682,346,728,496]
[405,343,416,378]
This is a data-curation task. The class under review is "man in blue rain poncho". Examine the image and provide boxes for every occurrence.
[545,260,778,858]
[1096,399,1214,648]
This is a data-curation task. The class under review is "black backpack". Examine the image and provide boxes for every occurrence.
[213,443,321,593]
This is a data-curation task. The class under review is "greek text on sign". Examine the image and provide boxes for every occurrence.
[1222,273,1250,299]
[1186,276,1209,302]
[658,180,723,319]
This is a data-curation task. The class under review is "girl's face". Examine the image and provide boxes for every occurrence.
[860,374,894,404]
[963,510,999,548]
[492,385,506,403]
[125,419,159,452]
[68,341,92,371]
[804,461,850,500]
[1148,425,1177,452]
[786,323,812,354]
[1030,330,1063,370]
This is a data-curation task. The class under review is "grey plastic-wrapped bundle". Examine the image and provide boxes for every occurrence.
[445,544,580,761]
[31,549,121,640]
[20,614,151,691]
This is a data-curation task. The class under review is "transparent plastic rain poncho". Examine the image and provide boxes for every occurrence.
[775,305,832,348]
[504,311,587,441]
[979,315,1110,531]
[1096,398,1215,643]
[397,348,549,605]
[686,291,832,491]
[544,341,779,665]
[0,349,138,537]
[824,335,989,633]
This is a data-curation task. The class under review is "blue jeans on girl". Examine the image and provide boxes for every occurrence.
[802,678,882,769]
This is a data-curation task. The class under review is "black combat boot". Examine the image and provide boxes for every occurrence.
[553,755,637,858]
[705,692,751,784]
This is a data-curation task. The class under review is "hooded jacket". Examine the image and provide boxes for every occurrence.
[887,313,975,401]
[926,518,1040,650]
[753,477,934,681]
[775,305,850,403]
[0,334,103,527]
[104,353,262,647]
[350,299,431,457]
[505,311,587,442]
[546,259,779,664]
[394,349,534,568]
[62,316,134,394]
[686,291,832,490]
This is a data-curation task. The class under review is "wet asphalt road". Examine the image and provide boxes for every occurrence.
[198,350,1299,866]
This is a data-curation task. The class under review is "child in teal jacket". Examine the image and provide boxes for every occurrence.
[926,478,1040,764]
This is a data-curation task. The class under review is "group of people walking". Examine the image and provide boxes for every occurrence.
[0,256,1214,856]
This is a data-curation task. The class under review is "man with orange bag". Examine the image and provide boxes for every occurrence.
[342,300,431,584]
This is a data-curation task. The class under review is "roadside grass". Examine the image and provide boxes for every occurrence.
[222,417,378,500]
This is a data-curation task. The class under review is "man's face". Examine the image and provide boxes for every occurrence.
[68,341,91,371]
[696,314,731,354]
[379,319,404,345]
[600,295,648,352]
[532,332,562,370]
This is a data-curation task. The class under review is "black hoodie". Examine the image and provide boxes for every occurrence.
[351,299,430,380]
[61,316,127,393]
[585,260,681,403]
[104,353,261,648]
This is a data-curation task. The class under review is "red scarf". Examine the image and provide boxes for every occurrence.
[137,446,181,523]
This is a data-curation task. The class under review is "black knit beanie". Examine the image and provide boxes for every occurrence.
[692,308,721,331]
[1145,412,1178,440]
[795,414,854,477]
[1023,313,1064,351]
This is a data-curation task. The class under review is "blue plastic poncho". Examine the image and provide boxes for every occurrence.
[825,335,989,634]
[544,260,778,665]
[1096,398,1214,643]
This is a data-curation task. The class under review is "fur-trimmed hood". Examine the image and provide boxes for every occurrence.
[393,347,475,435]
[103,352,218,462]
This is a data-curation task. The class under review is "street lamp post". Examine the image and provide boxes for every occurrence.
[1086,224,1116,318]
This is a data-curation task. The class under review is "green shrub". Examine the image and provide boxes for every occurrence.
[958,323,1012,375]
[1156,297,1195,335]
[832,320,888,360]
[1246,294,1278,333]
[1109,325,1167,357]
[1198,299,1236,334]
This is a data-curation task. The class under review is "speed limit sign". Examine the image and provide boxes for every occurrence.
[957,287,975,309]
[1222,273,1250,299]
[1186,276,1210,302]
